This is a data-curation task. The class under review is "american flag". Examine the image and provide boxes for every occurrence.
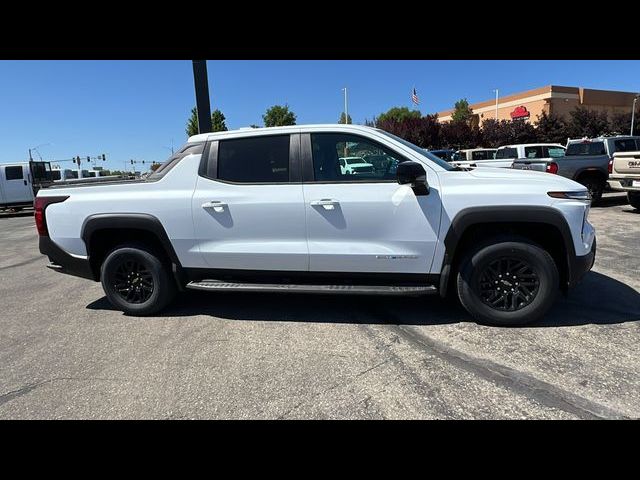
[411,87,420,105]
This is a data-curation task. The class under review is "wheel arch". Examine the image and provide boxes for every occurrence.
[439,206,576,298]
[81,213,184,284]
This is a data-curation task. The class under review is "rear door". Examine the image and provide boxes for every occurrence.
[191,132,308,271]
[0,165,33,204]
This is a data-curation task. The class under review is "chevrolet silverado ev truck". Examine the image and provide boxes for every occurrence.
[35,125,596,326]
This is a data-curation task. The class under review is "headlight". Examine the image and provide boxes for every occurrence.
[547,191,591,201]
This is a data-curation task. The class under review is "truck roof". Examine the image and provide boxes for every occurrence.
[186,124,381,143]
[498,143,565,148]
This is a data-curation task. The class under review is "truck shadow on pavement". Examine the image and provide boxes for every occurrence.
[87,271,640,328]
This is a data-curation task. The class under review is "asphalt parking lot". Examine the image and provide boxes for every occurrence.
[1,193,639,419]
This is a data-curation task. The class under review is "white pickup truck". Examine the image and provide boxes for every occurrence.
[35,124,596,326]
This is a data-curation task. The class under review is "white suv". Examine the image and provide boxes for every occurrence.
[35,124,596,326]
[339,156,374,175]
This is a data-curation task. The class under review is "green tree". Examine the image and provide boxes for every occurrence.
[262,104,297,127]
[186,107,199,137]
[376,107,421,124]
[339,112,353,124]
[609,111,640,136]
[211,109,228,132]
[534,111,569,144]
[567,107,610,138]
[451,98,473,124]
[186,107,229,136]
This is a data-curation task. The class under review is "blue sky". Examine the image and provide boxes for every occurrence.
[1,60,639,171]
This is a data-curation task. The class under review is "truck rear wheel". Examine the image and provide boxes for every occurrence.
[456,239,559,326]
[577,176,604,205]
[628,192,640,210]
[100,244,176,316]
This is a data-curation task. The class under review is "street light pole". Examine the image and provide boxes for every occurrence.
[342,87,348,124]
[631,96,638,136]
[493,89,499,121]
[192,60,212,134]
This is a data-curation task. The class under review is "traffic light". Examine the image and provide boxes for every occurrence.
[87,156,90,163]
[130,159,134,165]
[102,154,106,161]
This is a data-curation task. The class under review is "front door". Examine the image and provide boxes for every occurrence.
[302,132,441,274]
[1,165,32,204]
[192,133,308,271]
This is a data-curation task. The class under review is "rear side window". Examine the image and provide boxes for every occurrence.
[495,148,518,159]
[471,150,493,160]
[218,135,290,183]
[5,166,23,180]
[566,142,606,156]
[524,146,544,159]
[613,139,638,152]
[546,147,566,158]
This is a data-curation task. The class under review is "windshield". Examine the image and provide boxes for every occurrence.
[376,130,456,170]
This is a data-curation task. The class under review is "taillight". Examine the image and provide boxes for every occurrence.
[546,162,559,174]
[34,196,69,236]
[608,159,613,174]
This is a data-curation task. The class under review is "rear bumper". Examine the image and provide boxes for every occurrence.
[567,236,596,288]
[39,236,96,281]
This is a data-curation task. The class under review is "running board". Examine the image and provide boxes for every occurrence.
[186,280,437,295]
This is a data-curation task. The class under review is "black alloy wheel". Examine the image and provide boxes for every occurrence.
[478,256,540,311]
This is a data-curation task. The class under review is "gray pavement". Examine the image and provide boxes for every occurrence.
[0,193,639,419]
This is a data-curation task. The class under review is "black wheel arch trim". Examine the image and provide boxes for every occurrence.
[81,213,184,283]
[439,205,581,297]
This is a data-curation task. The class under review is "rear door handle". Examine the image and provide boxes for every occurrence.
[202,201,227,213]
[310,199,339,210]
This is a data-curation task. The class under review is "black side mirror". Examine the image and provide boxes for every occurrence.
[397,161,429,196]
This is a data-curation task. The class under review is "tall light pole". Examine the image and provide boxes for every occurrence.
[342,87,348,124]
[631,95,638,136]
[493,89,499,121]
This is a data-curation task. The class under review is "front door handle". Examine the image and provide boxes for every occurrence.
[202,201,227,213]
[310,199,339,210]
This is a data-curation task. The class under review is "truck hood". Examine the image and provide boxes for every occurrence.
[465,166,585,190]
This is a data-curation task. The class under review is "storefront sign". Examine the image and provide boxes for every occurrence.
[510,106,530,120]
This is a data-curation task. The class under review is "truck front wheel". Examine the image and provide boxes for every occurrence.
[100,244,176,316]
[456,239,559,326]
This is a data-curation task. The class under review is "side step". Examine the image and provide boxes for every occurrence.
[186,280,437,295]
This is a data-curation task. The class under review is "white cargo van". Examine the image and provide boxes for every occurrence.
[0,161,52,211]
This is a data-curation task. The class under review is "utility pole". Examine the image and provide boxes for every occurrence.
[192,60,212,134]
[631,95,638,136]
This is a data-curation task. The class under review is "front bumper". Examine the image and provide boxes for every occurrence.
[39,236,96,281]
[567,236,596,288]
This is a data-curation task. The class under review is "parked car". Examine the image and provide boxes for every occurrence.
[0,161,52,211]
[339,157,375,175]
[452,148,497,163]
[36,124,596,327]
[511,137,640,203]
[608,150,640,210]
[427,149,456,162]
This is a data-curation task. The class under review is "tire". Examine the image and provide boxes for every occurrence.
[456,238,559,327]
[577,176,604,205]
[628,191,640,210]
[100,244,176,316]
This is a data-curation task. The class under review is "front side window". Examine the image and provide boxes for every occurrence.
[218,135,290,183]
[472,150,494,160]
[614,139,638,152]
[5,166,23,180]
[311,133,407,182]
